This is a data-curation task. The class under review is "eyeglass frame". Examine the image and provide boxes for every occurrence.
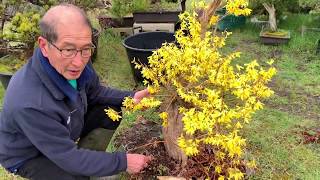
[47,40,96,58]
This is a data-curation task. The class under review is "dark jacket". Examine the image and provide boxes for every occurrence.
[0,48,133,176]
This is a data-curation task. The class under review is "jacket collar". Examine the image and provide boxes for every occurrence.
[31,48,93,102]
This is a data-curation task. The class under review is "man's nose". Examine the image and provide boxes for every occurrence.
[71,52,84,67]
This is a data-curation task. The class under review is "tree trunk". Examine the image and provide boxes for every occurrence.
[263,3,277,32]
[198,0,222,38]
[161,98,187,166]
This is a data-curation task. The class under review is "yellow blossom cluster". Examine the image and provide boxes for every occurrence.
[128,0,274,179]
[226,0,252,16]
[104,108,121,121]
[122,97,162,111]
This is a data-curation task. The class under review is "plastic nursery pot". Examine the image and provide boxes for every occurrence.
[123,31,175,82]
[0,72,13,89]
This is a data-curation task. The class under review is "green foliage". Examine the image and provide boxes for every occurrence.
[0,4,4,16]
[110,0,149,18]
[109,0,180,18]
[132,0,150,12]
[249,0,300,15]
[110,0,133,18]
[3,0,23,6]
[299,0,320,14]
[4,10,40,47]
[35,0,58,10]
[75,0,98,11]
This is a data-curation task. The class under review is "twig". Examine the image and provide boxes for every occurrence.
[127,140,165,153]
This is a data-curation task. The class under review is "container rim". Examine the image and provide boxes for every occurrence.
[122,31,175,52]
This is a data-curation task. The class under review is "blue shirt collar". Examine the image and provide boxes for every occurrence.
[37,48,93,101]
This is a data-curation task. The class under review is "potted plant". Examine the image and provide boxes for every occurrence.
[132,0,185,24]
[98,0,136,30]
[253,0,292,45]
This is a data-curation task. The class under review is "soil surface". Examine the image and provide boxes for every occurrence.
[114,118,182,179]
[114,117,247,179]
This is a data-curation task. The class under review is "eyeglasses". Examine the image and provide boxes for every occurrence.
[48,41,96,58]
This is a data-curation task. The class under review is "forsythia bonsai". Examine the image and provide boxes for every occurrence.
[106,0,276,179]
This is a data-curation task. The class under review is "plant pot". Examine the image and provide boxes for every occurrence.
[0,72,13,89]
[260,30,291,45]
[216,8,246,31]
[91,28,100,63]
[123,31,175,82]
[133,11,181,23]
[98,15,134,29]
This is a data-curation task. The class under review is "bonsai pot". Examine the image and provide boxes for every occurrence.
[0,72,12,89]
[133,11,181,23]
[123,31,175,82]
[98,15,134,29]
[260,30,291,45]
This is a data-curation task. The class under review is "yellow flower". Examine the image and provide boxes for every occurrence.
[159,112,168,127]
[215,165,222,174]
[122,97,135,109]
[247,160,257,169]
[209,15,219,26]
[267,59,275,65]
[104,108,121,121]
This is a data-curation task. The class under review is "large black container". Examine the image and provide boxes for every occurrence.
[123,31,175,82]
[0,73,12,89]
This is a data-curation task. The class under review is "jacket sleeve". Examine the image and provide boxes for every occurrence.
[13,107,127,177]
[86,68,135,107]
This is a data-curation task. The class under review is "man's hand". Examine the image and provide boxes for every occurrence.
[126,154,153,174]
[133,89,150,104]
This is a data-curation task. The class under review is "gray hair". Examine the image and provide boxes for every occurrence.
[39,3,93,43]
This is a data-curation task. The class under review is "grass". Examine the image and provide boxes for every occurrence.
[225,14,320,179]
[0,11,320,179]
[92,29,136,90]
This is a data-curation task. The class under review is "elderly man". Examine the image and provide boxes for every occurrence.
[0,4,151,180]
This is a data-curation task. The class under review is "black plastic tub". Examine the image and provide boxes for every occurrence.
[123,31,175,82]
[0,72,12,89]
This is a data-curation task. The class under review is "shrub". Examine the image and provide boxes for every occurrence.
[108,0,276,179]
[299,0,320,14]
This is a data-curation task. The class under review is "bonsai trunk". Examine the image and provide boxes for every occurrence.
[161,98,187,166]
[198,0,222,38]
[263,3,277,32]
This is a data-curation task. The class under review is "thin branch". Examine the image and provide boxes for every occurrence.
[127,140,165,153]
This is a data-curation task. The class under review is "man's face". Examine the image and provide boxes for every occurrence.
[42,22,93,80]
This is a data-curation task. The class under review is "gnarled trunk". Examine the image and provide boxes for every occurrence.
[161,98,187,166]
[197,0,222,38]
[263,3,277,32]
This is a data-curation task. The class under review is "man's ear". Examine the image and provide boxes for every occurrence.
[38,36,49,57]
